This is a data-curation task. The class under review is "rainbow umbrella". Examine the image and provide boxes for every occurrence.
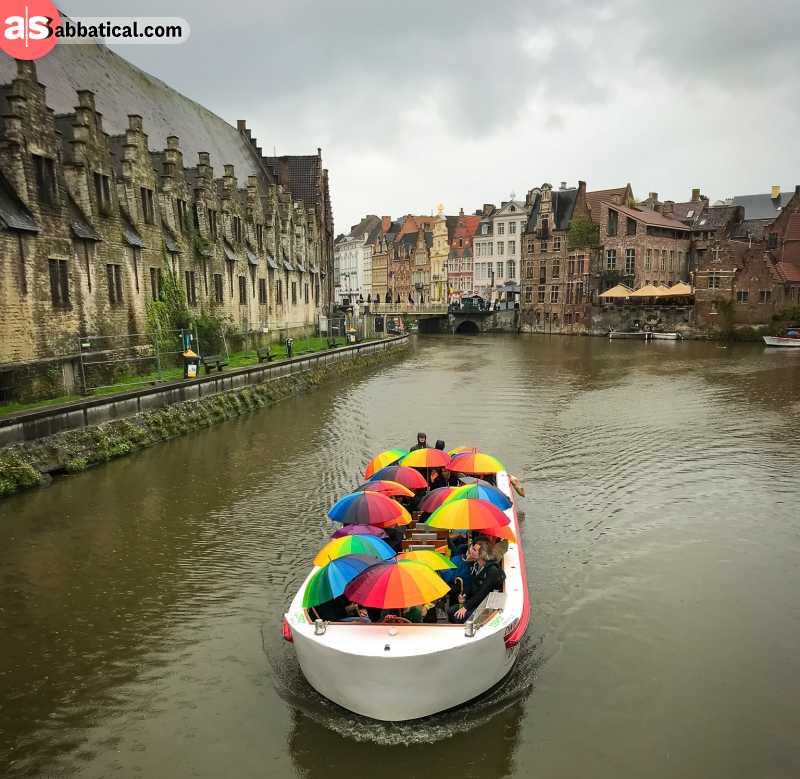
[447,446,479,456]
[447,452,505,475]
[303,554,380,607]
[353,479,414,498]
[328,491,406,527]
[396,550,456,571]
[369,465,428,490]
[344,559,451,609]
[425,498,510,532]
[458,476,494,487]
[399,448,451,469]
[417,486,458,512]
[478,524,517,543]
[313,534,395,567]
[444,483,512,511]
[330,524,388,539]
[364,449,408,479]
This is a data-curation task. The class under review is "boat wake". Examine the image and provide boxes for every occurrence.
[264,626,540,744]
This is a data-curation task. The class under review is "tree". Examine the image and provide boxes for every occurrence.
[568,215,600,249]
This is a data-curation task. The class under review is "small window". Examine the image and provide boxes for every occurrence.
[625,248,635,275]
[498,241,504,255]
[577,257,585,274]
[549,285,560,303]
[48,259,69,307]
[645,248,652,271]
[238,275,247,305]
[276,279,283,304]
[686,209,694,218]
[256,224,264,252]
[208,209,218,239]
[232,215,243,243]
[291,282,298,304]
[767,233,778,249]
[32,154,57,205]
[509,222,516,235]
[626,217,637,236]
[708,273,720,289]
[213,273,224,303]
[553,235,562,251]
[150,267,162,301]
[540,240,548,252]
[498,223,505,235]
[140,187,155,224]
[759,289,771,304]
[539,264,547,284]
[736,290,749,304]
[607,209,618,237]
[508,240,515,255]
[552,260,560,279]
[185,270,197,305]
[304,283,310,304]
[606,249,617,270]
[258,278,267,305]
[93,172,111,216]
[106,264,123,304]
[537,285,546,303]
[660,250,667,271]
[524,287,532,303]
[176,199,188,233]
[193,203,201,229]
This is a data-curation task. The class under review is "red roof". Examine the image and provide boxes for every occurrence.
[775,261,800,283]
[586,186,629,225]
[603,201,691,231]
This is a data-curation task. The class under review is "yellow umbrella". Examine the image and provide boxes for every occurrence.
[629,284,670,298]
[598,284,633,299]
[660,282,694,296]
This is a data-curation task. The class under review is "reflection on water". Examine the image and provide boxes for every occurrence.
[1,335,799,778]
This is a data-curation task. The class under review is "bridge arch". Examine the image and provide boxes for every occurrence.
[454,319,480,335]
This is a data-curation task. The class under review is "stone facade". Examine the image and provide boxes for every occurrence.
[472,200,529,299]
[521,181,595,333]
[693,187,800,328]
[0,59,332,401]
[333,215,381,304]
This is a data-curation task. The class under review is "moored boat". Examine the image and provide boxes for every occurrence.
[650,332,680,340]
[763,335,800,347]
[609,330,647,339]
[282,468,529,721]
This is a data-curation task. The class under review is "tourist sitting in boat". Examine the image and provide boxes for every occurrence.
[430,466,454,489]
[340,602,371,623]
[448,540,505,624]
[410,432,427,451]
[434,439,446,450]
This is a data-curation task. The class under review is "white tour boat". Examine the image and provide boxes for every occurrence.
[282,470,529,721]
[650,332,680,340]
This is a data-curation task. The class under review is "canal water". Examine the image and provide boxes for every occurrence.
[1,335,800,778]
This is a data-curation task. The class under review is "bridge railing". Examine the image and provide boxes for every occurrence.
[370,303,448,315]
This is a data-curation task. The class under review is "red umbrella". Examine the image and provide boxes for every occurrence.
[368,465,427,490]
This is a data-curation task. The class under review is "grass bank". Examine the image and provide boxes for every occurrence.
[0,341,406,500]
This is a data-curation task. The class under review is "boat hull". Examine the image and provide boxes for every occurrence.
[651,332,679,340]
[609,331,646,339]
[292,622,518,721]
[763,336,800,347]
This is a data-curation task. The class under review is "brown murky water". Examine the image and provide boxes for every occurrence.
[1,335,800,778]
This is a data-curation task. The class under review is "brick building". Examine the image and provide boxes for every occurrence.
[694,186,800,327]
[0,48,332,401]
[446,209,480,297]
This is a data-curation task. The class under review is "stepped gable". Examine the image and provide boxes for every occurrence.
[0,42,271,186]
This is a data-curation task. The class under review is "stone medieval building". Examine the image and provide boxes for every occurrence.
[0,46,333,401]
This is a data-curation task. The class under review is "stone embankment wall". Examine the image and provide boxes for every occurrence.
[0,336,408,499]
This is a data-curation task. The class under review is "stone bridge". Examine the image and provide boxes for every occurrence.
[370,303,519,334]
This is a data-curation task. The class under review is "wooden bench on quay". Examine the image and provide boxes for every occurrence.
[201,354,228,374]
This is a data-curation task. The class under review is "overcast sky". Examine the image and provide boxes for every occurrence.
[69,0,799,233]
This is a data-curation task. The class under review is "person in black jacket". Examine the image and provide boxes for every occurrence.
[410,432,427,451]
[449,539,505,623]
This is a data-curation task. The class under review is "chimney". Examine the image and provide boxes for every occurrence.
[662,200,674,216]
[691,188,701,202]
[648,191,658,204]
[381,215,391,232]
[653,203,662,213]
[459,207,464,216]
[795,184,800,195]
[560,181,567,190]
[771,185,781,199]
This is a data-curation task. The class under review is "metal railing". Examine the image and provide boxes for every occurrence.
[370,303,448,315]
